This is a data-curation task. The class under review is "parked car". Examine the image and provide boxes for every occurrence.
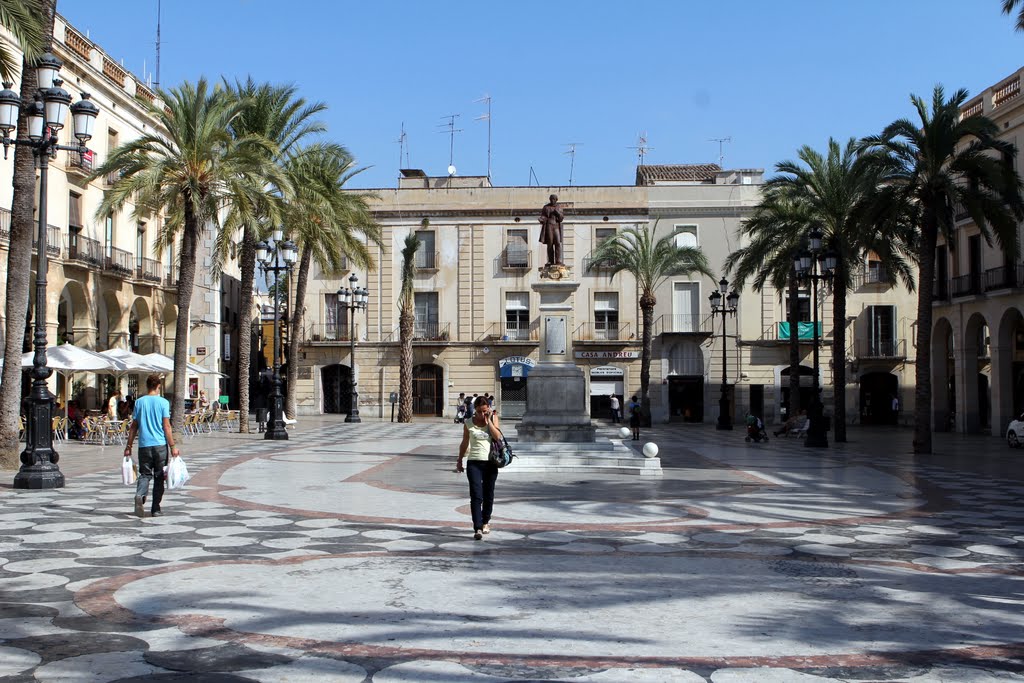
[1007,414,1024,448]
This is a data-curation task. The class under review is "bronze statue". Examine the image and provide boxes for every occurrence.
[538,194,564,266]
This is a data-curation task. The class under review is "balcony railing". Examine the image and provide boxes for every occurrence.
[32,225,62,257]
[953,201,970,222]
[855,338,906,359]
[306,323,356,342]
[961,100,983,118]
[164,268,178,287]
[137,257,162,283]
[413,321,449,341]
[64,149,94,175]
[414,250,438,271]
[933,278,949,301]
[0,206,9,240]
[582,254,617,272]
[104,247,134,278]
[950,273,981,297]
[67,234,103,266]
[854,265,893,288]
[654,313,713,334]
[501,245,531,270]
[502,320,537,341]
[574,321,632,342]
[994,75,1021,108]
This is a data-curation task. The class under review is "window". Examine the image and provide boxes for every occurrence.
[673,282,700,332]
[505,228,529,267]
[867,305,895,356]
[595,227,616,246]
[324,292,343,340]
[415,230,436,269]
[104,214,113,258]
[673,225,698,249]
[785,290,811,323]
[166,234,175,280]
[594,292,619,340]
[867,258,887,284]
[136,223,146,263]
[505,291,529,340]
[68,193,82,259]
[414,292,439,338]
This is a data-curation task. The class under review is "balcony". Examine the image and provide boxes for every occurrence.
[102,57,128,88]
[574,321,633,342]
[953,201,970,223]
[306,323,357,343]
[32,225,62,257]
[933,278,950,301]
[500,245,531,270]
[413,321,450,341]
[854,265,894,289]
[950,273,981,297]
[502,320,537,341]
[994,75,1021,109]
[164,269,179,287]
[654,313,713,335]
[104,247,134,279]
[64,149,94,177]
[854,338,906,360]
[414,251,438,271]
[67,234,103,267]
[137,257,163,284]
[583,254,616,273]
[0,206,8,240]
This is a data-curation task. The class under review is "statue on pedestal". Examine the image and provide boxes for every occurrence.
[539,194,569,279]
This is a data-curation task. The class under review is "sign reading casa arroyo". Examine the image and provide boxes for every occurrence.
[575,350,640,359]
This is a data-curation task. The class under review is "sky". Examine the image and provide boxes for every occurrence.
[58,1,1022,190]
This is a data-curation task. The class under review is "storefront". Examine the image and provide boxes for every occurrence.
[498,356,534,419]
[589,365,624,418]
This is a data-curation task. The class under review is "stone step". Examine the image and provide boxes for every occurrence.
[502,453,662,476]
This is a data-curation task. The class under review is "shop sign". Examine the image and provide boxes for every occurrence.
[498,356,536,368]
[499,355,535,379]
[575,350,640,359]
[590,365,624,376]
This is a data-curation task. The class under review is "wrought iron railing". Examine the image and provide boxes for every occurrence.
[138,257,162,283]
[67,234,103,266]
[165,268,178,287]
[105,247,134,278]
[0,206,9,240]
[574,321,632,341]
[501,246,531,269]
[854,265,893,288]
[502,320,537,341]
[414,250,438,270]
[854,338,906,359]
[950,273,980,297]
[412,321,450,341]
[653,313,713,334]
[64,149,94,174]
[32,225,62,257]
[582,254,616,273]
[306,323,357,342]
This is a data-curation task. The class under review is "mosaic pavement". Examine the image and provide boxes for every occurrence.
[1,419,1023,681]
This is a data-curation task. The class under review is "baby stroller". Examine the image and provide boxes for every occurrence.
[744,415,768,443]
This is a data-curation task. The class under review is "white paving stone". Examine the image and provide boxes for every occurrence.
[0,645,40,676]
[34,650,164,683]
[235,657,367,682]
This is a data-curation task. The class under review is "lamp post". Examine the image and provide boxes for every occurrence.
[793,224,836,448]
[709,277,739,430]
[0,55,99,489]
[255,230,298,440]
[338,272,368,423]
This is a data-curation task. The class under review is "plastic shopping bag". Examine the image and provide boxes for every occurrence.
[166,456,190,490]
[121,456,137,486]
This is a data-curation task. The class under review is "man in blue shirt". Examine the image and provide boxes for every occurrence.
[124,374,180,517]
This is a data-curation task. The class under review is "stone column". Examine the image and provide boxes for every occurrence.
[516,280,595,443]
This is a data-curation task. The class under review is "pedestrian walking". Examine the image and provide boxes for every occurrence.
[253,368,272,432]
[455,392,467,423]
[123,374,180,518]
[456,395,502,540]
[891,394,900,426]
[629,395,642,440]
[609,394,621,423]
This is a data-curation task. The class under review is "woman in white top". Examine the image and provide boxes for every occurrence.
[457,395,503,540]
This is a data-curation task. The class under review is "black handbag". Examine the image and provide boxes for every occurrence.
[489,429,515,468]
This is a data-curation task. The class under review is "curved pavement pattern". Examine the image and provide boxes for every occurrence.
[1,419,1023,681]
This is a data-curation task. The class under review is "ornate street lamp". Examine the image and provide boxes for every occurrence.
[0,54,99,489]
[255,229,298,440]
[338,272,369,423]
[709,276,739,430]
[793,224,837,448]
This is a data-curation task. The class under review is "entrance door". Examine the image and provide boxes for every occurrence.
[500,377,528,419]
[668,376,703,422]
[859,372,897,425]
[412,364,443,416]
[749,385,764,420]
[321,364,352,414]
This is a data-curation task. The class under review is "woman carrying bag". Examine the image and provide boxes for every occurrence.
[456,395,502,540]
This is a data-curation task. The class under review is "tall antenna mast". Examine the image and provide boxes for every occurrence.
[474,94,492,180]
[154,0,161,89]
[628,131,653,167]
[709,136,731,167]
[529,166,539,186]
[564,142,582,186]
[395,123,409,176]
[437,114,462,175]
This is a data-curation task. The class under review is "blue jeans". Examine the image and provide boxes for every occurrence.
[135,445,167,510]
[466,459,498,531]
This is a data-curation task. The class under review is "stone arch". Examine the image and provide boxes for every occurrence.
[129,297,153,353]
[412,363,443,417]
[931,317,955,432]
[58,281,90,347]
[97,290,123,351]
[962,312,990,433]
[667,341,704,376]
[994,306,1024,435]
[162,302,178,356]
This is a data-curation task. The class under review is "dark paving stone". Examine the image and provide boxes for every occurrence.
[0,674,37,683]
[0,588,71,603]
[144,643,291,672]
[0,603,58,618]
[6,632,149,665]
[113,674,258,683]
[51,616,166,633]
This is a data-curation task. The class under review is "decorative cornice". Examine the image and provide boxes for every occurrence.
[370,207,649,221]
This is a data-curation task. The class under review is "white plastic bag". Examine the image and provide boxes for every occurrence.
[121,456,137,486]
[166,456,190,490]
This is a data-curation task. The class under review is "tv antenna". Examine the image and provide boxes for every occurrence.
[474,94,492,180]
[710,136,731,167]
[564,142,582,186]
[629,131,653,166]
[154,0,162,89]
[437,114,462,176]
[529,166,539,186]
[395,123,409,173]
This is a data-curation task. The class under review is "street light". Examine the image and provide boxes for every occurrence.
[255,229,298,440]
[0,55,99,489]
[793,224,837,448]
[338,272,368,423]
[709,276,739,430]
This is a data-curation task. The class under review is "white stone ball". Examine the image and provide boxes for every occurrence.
[618,427,631,439]
[642,442,659,458]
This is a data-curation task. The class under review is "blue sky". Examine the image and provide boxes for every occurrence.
[59,1,1022,189]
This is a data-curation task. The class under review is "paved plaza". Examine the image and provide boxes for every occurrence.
[1,418,1023,681]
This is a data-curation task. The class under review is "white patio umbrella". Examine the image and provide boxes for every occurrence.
[141,352,226,377]
[21,343,117,373]
[99,348,166,375]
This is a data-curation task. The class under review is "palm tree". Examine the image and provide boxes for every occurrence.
[397,232,420,423]
[92,78,284,428]
[859,86,1024,453]
[0,0,53,469]
[1002,0,1024,31]
[283,145,380,419]
[0,0,46,81]
[588,225,713,422]
[765,138,916,442]
[219,79,326,432]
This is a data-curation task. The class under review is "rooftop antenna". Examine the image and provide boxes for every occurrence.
[710,136,731,168]
[437,114,462,176]
[629,131,653,167]
[529,166,539,186]
[154,0,161,89]
[474,94,492,180]
[395,122,409,173]
[564,142,582,186]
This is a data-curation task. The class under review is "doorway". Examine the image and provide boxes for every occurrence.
[859,372,897,425]
[321,364,352,415]
[668,376,703,422]
[413,364,443,416]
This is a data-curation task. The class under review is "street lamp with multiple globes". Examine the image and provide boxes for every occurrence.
[709,277,739,430]
[0,54,99,489]
[255,230,298,440]
[793,224,837,448]
[338,272,368,423]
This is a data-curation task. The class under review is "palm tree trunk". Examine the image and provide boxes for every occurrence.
[236,227,255,432]
[0,0,53,469]
[832,261,848,443]
[285,248,310,419]
[787,271,801,420]
[639,293,655,425]
[170,208,199,428]
[398,309,413,422]
[913,212,938,454]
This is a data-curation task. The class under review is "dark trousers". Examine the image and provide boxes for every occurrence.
[135,445,167,511]
[466,459,498,531]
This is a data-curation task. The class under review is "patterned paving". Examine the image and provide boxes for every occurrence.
[0,420,1022,681]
